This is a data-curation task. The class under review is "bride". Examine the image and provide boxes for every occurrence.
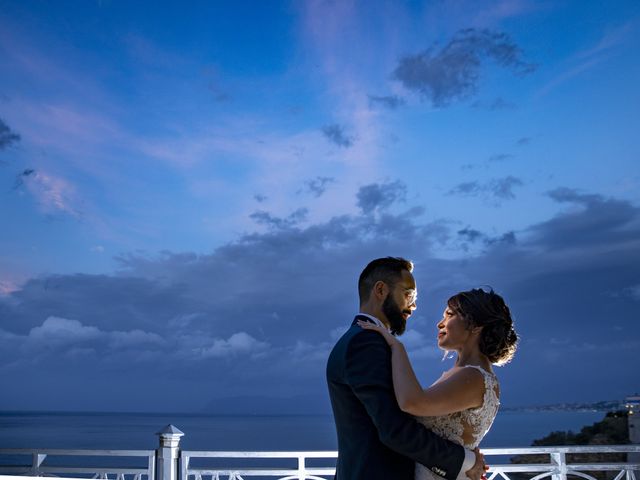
[358,288,518,480]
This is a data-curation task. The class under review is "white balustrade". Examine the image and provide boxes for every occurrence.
[1,426,638,480]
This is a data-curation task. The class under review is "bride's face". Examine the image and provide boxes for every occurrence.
[437,307,472,350]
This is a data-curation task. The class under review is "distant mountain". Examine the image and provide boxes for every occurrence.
[201,396,626,416]
[503,400,625,413]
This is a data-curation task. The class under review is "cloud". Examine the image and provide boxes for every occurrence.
[0,280,20,296]
[448,176,523,202]
[618,285,640,301]
[456,227,516,253]
[290,339,333,363]
[108,329,165,349]
[367,94,406,110]
[392,28,535,107]
[22,316,166,356]
[301,176,335,198]
[516,137,531,146]
[356,180,407,215]
[13,168,35,190]
[448,181,481,196]
[254,194,267,203]
[547,187,600,205]
[15,169,82,217]
[28,316,101,344]
[402,329,441,359]
[321,124,354,148]
[249,208,308,230]
[197,332,269,359]
[458,227,484,243]
[534,188,640,251]
[0,185,638,411]
[0,117,21,150]
[491,176,523,199]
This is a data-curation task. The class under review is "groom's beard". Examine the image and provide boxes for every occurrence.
[382,294,407,336]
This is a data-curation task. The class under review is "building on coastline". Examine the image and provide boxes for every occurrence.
[626,395,640,467]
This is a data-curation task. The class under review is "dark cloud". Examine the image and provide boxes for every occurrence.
[517,137,531,146]
[533,188,640,250]
[301,176,335,198]
[0,118,21,151]
[392,28,535,107]
[249,208,308,230]
[458,227,484,243]
[448,181,480,196]
[486,231,516,246]
[356,180,407,215]
[491,176,523,199]
[367,94,406,110]
[0,185,638,412]
[448,176,523,202]
[13,168,35,190]
[254,194,267,203]
[321,124,354,148]
[457,228,516,252]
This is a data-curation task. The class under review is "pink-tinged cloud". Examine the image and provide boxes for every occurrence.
[23,170,81,217]
[11,101,122,156]
[0,280,19,296]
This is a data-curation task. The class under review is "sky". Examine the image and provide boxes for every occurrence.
[0,0,639,414]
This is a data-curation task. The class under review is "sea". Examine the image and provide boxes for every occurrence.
[0,410,607,451]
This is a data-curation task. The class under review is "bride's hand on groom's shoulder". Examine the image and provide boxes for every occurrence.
[356,320,402,348]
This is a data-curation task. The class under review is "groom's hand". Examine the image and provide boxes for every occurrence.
[465,448,487,480]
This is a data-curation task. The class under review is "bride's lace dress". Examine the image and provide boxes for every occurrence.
[415,365,500,480]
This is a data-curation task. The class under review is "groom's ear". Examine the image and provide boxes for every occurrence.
[373,280,388,300]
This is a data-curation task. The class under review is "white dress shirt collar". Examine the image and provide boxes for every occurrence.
[356,312,388,331]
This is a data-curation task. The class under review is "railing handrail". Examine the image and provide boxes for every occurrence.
[481,445,640,454]
[180,445,640,457]
[0,448,155,456]
[182,451,338,457]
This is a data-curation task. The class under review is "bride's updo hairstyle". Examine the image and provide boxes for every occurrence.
[447,288,518,366]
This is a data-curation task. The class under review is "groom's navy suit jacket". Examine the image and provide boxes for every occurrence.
[326,315,465,480]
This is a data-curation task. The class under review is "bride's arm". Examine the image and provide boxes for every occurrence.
[357,321,485,417]
[390,342,485,417]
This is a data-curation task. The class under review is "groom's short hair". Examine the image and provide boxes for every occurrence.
[358,257,413,304]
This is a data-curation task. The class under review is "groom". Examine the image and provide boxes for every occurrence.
[326,257,485,480]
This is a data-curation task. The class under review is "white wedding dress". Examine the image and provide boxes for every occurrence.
[415,365,500,480]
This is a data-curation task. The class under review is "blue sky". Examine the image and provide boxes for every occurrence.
[0,0,639,413]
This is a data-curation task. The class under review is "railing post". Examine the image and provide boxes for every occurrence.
[551,451,567,480]
[29,453,46,476]
[297,455,305,480]
[156,425,184,480]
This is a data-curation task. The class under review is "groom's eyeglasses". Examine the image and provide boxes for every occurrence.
[403,288,418,305]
